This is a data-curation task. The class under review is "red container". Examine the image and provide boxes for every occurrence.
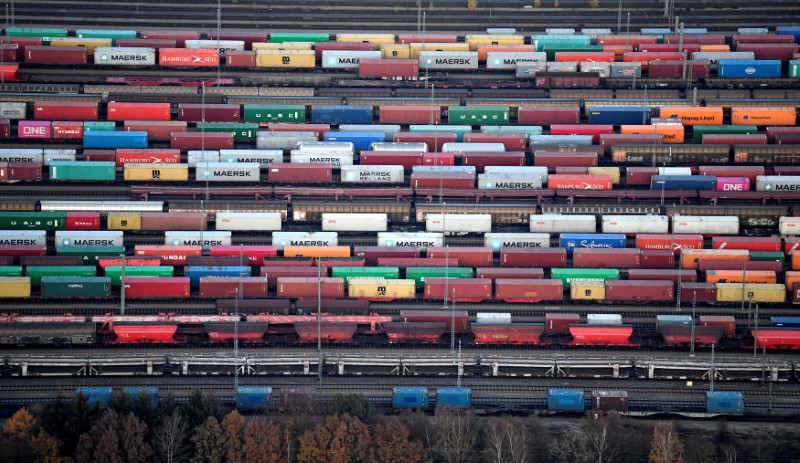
[697,165,764,183]
[104,323,179,345]
[123,277,191,298]
[259,266,321,289]
[314,41,373,61]
[209,245,277,266]
[141,212,207,231]
[399,310,469,333]
[398,34,458,44]
[18,121,51,139]
[591,391,629,412]
[471,323,544,345]
[0,245,47,262]
[66,212,101,230]
[753,329,800,349]
[20,256,84,266]
[97,257,162,269]
[597,35,658,47]
[625,167,659,186]
[635,234,704,254]
[601,134,662,154]
[422,152,455,166]
[133,245,202,265]
[475,268,544,279]
[159,48,219,67]
[665,34,726,45]
[547,174,612,190]
[359,151,423,171]
[534,152,598,170]
[647,60,710,78]
[697,260,783,273]
[545,313,580,334]
[34,101,98,121]
[638,43,701,53]
[25,45,87,65]
[733,34,796,46]
[116,38,177,48]
[268,123,329,139]
[3,36,43,54]
[207,31,268,48]
[108,102,171,121]
[0,162,7,182]
[276,277,344,299]
[500,248,566,267]
[140,30,200,47]
[427,247,492,267]
[116,149,181,167]
[0,43,18,61]
[51,121,84,139]
[765,127,800,143]
[463,133,527,151]
[262,258,313,267]
[0,119,9,140]
[353,247,420,266]
[171,132,234,150]
[518,106,580,125]
[627,269,697,284]
[461,152,526,172]
[568,325,634,346]
[8,163,42,181]
[605,280,673,302]
[198,277,269,298]
[699,315,736,337]
[640,250,675,269]
[268,163,332,183]
[378,257,456,268]
[622,51,686,71]
[660,325,723,346]
[358,59,419,78]
[555,51,615,62]
[550,124,613,143]
[226,51,256,67]
[573,248,641,268]
[177,104,240,123]
[711,236,781,252]
[423,278,492,302]
[124,121,187,141]
[702,133,767,145]
[82,150,116,162]
[495,278,562,303]
[410,171,474,189]
[394,132,457,152]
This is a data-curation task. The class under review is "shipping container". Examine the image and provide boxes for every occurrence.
[94,47,155,66]
[50,161,116,181]
[606,280,673,301]
[706,391,744,415]
[321,213,387,232]
[34,101,98,121]
[25,45,87,64]
[425,214,491,234]
[322,50,381,68]
[719,59,781,78]
[276,277,344,299]
[573,248,641,268]
[268,163,331,184]
[548,389,585,412]
[672,216,739,235]
[159,48,219,67]
[83,131,148,150]
[310,105,372,125]
[393,387,429,409]
[123,277,190,298]
[26,266,97,286]
[348,278,415,301]
[418,51,479,70]
[731,107,796,126]
[0,277,31,297]
[530,214,596,233]
[551,268,620,288]
[495,278,562,303]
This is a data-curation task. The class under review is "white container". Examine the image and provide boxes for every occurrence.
[195,162,260,182]
[0,149,43,164]
[486,52,547,69]
[529,135,593,146]
[419,51,479,70]
[94,47,155,66]
[737,27,768,34]
[185,40,245,54]
[322,50,381,68]
[690,51,754,69]
[215,212,282,231]
[340,124,401,139]
[272,231,337,250]
[581,28,612,38]
[476,312,513,324]
[0,102,27,119]
[377,232,443,248]
[289,152,353,169]
[601,215,669,234]
[487,28,517,34]
[340,165,404,183]
[43,152,77,166]
[779,217,800,236]
[478,173,542,190]
[546,61,578,72]
[165,231,232,248]
[530,214,596,233]
[671,216,739,235]
[0,230,46,247]
[658,167,692,176]
[219,149,283,167]
[55,230,123,249]
[484,232,550,250]
[426,213,492,233]
[370,142,427,152]
[256,131,318,151]
[322,213,387,232]
[39,200,163,212]
[580,61,610,77]
[442,142,505,154]
[295,141,354,154]
[587,314,623,325]
[187,150,220,167]
[412,165,476,175]
[756,175,800,192]
[484,166,548,184]
[547,28,576,35]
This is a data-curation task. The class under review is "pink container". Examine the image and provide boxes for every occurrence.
[715,176,750,192]
[18,120,51,139]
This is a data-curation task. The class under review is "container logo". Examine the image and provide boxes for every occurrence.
[744,66,756,75]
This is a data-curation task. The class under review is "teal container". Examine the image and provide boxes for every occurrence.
[405,267,474,288]
[0,266,22,277]
[409,124,472,142]
[6,27,68,43]
[49,161,116,181]
[197,122,259,142]
[448,106,509,125]
[332,266,400,286]
[790,60,800,78]
[270,32,329,43]
[749,252,785,263]
[41,276,111,298]
[693,125,758,144]
[104,265,174,286]
[26,266,97,287]
[243,104,306,123]
[76,29,137,45]
[84,121,116,132]
[550,268,620,288]
[531,34,591,51]
[0,212,66,230]
[56,246,126,265]
[542,45,604,61]
[481,125,543,136]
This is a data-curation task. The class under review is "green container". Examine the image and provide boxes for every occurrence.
[790,60,800,78]
[76,29,137,45]
[692,125,758,144]
[270,32,329,43]
[26,266,97,287]
[409,124,472,142]
[550,268,620,288]
[0,266,22,277]
[448,106,509,126]
[749,252,785,263]
[84,121,117,132]
[56,246,126,265]
[481,125,543,136]
[531,34,591,51]
[542,45,604,61]
[243,104,306,123]
[40,276,111,298]
[332,266,400,286]
[405,267,474,288]
[6,27,68,43]
[49,161,116,181]
[104,265,174,286]
[0,212,66,230]
[197,122,259,142]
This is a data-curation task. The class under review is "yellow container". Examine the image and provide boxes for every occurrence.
[50,37,112,55]
[380,44,411,59]
[716,283,786,303]
[252,42,313,51]
[335,33,396,49]
[0,277,31,298]
[408,42,470,58]
[123,163,189,182]
[255,50,316,68]
[587,166,621,184]
[570,280,606,301]
[464,34,525,51]
[348,278,416,300]
[107,212,142,231]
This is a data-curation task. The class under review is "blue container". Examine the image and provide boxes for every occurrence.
[339,124,401,139]
[718,60,782,78]
[706,391,744,415]
[236,386,272,409]
[311,105,373,124]
[651,175,717,191]
[392,387,429,409]
[123,386,159,407]
[83,131,148,149]
[437,387,472,409]
[588,106,651,125]
[529,134,593,146]
[656,314,692,329]
[684,28,709,34]
[777,26,800,43]
[558,233,626,252]
[548,388,585,412]
[77,387,113,406]
[640,28,671,36]
[323,131,386,151]
[771,316,800,328]
[184,265,250,286]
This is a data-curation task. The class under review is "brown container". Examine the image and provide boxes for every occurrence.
[82,150,116,162]
[0,119,9,140]
[500,248,567,267]
[177,104,241,123]
[678,282,717,303]
[573,248,641,269]
[427,247,492,267]
[701,134,768,145]
[475,267,544,279]
[260,267,326,289]
[555,166,588,174]
[116,38,177,48]
[765,127,800,143]
[545,313,580,334]
[125,121,188,141]
[793,282,800,305]
[25,46,87,65]
[640,250,675,269]
[423,278,492,302]
[697,165,764,183]
[0,43,18,61]
[141,212,208,231]
[8,162,42,181]
[648,60,710,79]
[360,152,424,171]
[518,106,581,125]
[268,163,332,183]
[353,246,420,266]
[495,278,562,303]
[399,310,469,333]
[600,134,662,154]
[461,152,526,172]
[317,259,365,269]
[226,51,256,67]
[359,59,419,78]
[605,280,673,302]
[379,106,441,124]
[625,167,658,185]
[533,151,598,170]
[394,132,457,152]
[0,256,12,265]
[20,256,84,266]
[4,36,42,54]
[276,277,344,299]
[699,315,736,337]
[591,390,629,412]
[627,269,696,284]
[199,277,269,298]
[463,133,527,151]
[171,132,234,150]
[410,171,475,189]
[736,43,799,60]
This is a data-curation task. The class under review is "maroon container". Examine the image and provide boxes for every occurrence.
[0,162,7,182]
[0,119,9,140]
[463,133,527,151]
[141,212,208,231]
[775,166,800,177]
[427,247,492,267]
[647,60,710,79]
[8,162,42,181]
[262,258,313,267]
[702,133,767,145]
[679,282,717,303]
[268,163,332,183]
[0,245,46,262]
[260,267,325,289]
[199,277,269,298]
[123,277,190,298]
[461,152,526,172]
[359,59,419,78]
[178,104,240,123]
[0,43,18,61]
[20,255,84,266]
[518,106,581,125]
[82,150,116,162]
[640,250,675,269]
[423,153,454,166]
[699,315,736,337]
[124,121,187,141]
[379,105,441,124]
[495,278,562,303]
[226,51,256,67]
[394,132,457,152]
[733,34,796,47]
[545,313,580,334]
[0,256,12,265]
[533,152,598,170]
[353,247,420,266]
[711,236,781,252]
[664,34,725,45]
[500,248,567,267]
[793,283,800,305]
[555,166,588,174]
[627,269,696,284]
[25,45,87,65]
[410,171,474,189]
[573,248,641,269]
[605,280,673,302]
[3,36,43,54]
[475,267,544,279]
[591,390,629,412]
[268,123,329,139]
[314,41,373,61]
[777,134,800,144]
[52,121,84,139]
[360,151,423,171]
[186,256,243,267]
[625,167,658,186]
[207,31,268,49]
[601,134,662,154]
[766,127,800,143]
[34,101,99,121]
[171,132,234,150]
[697,260,783,273]
[378,257,456,268]
[697,165,764,183]
[424,278,492,302]
[317,259,365,269]
[550,124,613,143]
[638,43,700,54]
[140,31,200,47]
[399,310,469,333]
[116,38,177,48]
[276,277,344,299]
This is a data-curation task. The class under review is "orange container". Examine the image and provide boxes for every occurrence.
[476,44,536,61]
[731,107,797,126]
[784,271,800,289]
[698,44,730,52]
[791,251,800,271]
[620,124,685,144]
[283,246,351,259]
[547,174,613,190]
[602,44,632,59]
[706,270,777,284]
[681,249,749,270]
[658,106,723,126]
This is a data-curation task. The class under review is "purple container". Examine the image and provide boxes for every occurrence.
[715,176,750,192]
[18,120,51,139]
